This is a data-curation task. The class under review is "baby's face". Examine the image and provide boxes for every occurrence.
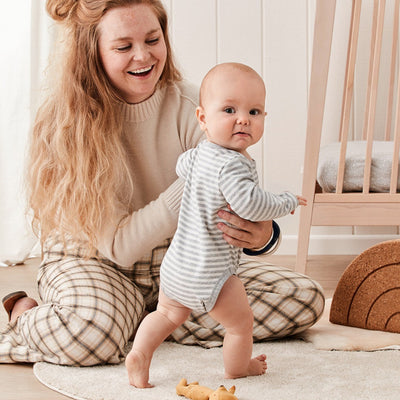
[197,68,266,156]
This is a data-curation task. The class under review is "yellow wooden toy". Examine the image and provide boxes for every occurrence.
[176,378,238,400]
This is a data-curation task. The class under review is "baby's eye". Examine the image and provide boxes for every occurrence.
[249,109,260,115]
[224,107,235,114]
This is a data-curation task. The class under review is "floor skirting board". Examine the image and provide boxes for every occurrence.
[276,234,400,255]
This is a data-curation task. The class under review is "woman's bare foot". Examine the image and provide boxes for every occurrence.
[225,354,267,379]
[125,349,153,388]
[10,297,38,322]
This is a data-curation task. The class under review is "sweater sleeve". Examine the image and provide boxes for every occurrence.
[219,157,299,221]
[95,82,202,268]
[96,178,184,267]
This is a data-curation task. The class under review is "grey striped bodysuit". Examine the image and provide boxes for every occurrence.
[160,140,299,312]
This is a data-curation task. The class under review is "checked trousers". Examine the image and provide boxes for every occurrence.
[0,235,324,365]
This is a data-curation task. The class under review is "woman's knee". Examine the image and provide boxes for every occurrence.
[305,285,325,322]
[46,303,132,365]
[37,258,147,364]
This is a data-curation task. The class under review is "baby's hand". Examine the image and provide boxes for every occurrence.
[297,195,307,207]
[290,195,307,214]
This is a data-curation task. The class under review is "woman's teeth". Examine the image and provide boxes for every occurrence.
[128,66,153,76]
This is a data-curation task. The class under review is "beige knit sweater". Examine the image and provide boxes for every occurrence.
[97,81,204,267]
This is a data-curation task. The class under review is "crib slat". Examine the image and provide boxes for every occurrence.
[391,133,400,193]
[336,0,362,194]
[391,65,400,193]
[390,0,400,193]
[385,0,400,141]
[362,0,386,194]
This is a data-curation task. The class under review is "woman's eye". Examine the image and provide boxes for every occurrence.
[249,109,260,115]
[147,38,159,45]
[224,107,235,114]
[116,45,131,52]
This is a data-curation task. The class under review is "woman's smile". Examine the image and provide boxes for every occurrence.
[128,65,154,77]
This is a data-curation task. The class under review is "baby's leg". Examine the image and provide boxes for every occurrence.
[126,290,191,388]
[209,275,267,379]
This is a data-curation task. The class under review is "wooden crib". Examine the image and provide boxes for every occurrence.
[295,0,400,274]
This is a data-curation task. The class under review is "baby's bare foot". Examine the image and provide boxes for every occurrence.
[125,349,153,388]
[247,354,267,376]
[225,354,267,379]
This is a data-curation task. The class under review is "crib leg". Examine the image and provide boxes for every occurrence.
[295,204,313,274]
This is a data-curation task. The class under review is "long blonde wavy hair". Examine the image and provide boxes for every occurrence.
[28,0,181,249]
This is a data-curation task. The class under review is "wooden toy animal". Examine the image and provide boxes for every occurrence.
[176,378,238,400]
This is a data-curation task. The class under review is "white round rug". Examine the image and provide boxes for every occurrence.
[34,339,400,400]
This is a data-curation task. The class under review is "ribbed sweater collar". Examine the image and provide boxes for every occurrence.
[120,86,165,123]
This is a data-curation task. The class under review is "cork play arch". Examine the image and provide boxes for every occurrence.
[330,240,400,333]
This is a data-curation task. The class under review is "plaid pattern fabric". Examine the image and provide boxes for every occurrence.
[0,234,143,365]
[171,257,325,348]
[0,235,324,364]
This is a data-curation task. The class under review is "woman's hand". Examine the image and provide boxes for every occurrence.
[217,206,273,249]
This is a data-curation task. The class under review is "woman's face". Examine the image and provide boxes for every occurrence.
[98,4,167,104]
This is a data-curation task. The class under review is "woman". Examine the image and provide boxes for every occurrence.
[0,0,324,366]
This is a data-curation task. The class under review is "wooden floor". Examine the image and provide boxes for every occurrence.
[0,254,355,400]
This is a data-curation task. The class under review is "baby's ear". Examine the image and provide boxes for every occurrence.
[196,106,207,130]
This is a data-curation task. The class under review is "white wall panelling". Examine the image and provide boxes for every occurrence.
[217,0,264,174]
[262,0,309,247]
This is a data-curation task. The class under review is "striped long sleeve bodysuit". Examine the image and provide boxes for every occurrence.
[160,140,299,312]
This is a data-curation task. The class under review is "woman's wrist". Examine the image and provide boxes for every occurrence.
[243,220,281,256]
[251,229,275,252]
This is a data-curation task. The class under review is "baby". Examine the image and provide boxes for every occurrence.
[126,62,307,388]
